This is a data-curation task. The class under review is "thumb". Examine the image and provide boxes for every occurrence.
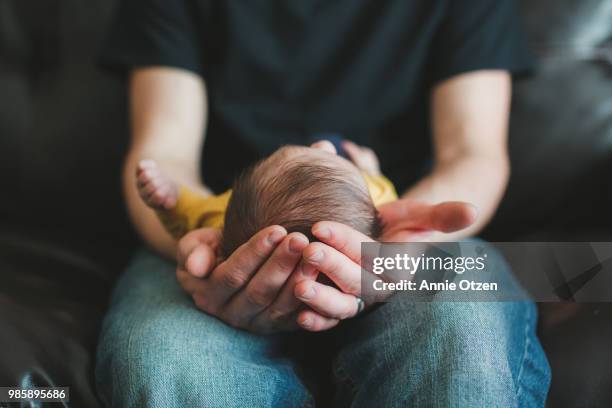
[185,244,217,278]
[380,199,478,233]
[430,202,478,233]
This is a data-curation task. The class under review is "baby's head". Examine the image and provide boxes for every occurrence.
[221,144,382,257]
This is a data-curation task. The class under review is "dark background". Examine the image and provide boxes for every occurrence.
[0,0,611,406]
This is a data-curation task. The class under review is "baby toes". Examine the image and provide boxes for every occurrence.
[136,160,179,210]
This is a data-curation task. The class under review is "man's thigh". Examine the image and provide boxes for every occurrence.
[96,249,311,408]
[332,240,551,407]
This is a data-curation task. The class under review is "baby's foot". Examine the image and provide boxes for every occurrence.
[136,160,179,210]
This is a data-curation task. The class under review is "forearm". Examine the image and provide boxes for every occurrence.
[123,149,212,259]
[124,67,209,259]
[407,70,511,241]
[403,152,509,240]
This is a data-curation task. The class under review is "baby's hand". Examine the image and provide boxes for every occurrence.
[342,141,382,176]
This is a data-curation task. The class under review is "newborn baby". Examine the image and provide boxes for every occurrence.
[137,142,397,257]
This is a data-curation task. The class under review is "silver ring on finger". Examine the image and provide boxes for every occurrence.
[354,296,366,316]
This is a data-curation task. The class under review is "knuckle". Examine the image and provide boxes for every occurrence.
[245,288,272,308]
[247,238,270,259]
[177,239,194,260]
[347,281,361,295]
[272,253,296,272]
[308,242,329,259]
[325,257,342,277]
[330,232,349,254]
[336,240,350,257]
[317,227,341,249]
[221,271,248,290]
[268,308,289,322]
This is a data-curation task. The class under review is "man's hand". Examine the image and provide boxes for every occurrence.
[378,198,478,242]
[175,226,316,334]
[294,200,477,332]
[400,71,511,240]
[342,140,382,176]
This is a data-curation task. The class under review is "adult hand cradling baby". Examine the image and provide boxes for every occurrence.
[176,196,477,334]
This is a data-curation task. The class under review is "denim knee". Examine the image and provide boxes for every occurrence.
[96,250,310,408]
[335,300,550,407]
[418,301,550,407]
[97,301,208,406]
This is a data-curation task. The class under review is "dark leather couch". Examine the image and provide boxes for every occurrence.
[1,0,610,406]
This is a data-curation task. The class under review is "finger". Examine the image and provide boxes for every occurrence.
[384,229,434,243]
[184,279,232,317]
[185,244,216,278]
[312,221,375,264]
[224,232,307,325]
[297,309,340,332]
[431,201,478,233]
[176,267,208,297]
[303,243,363,295]
[342,140,362,164]
[380,200,477,233]
[207,225,286,307]
[177,228,222,270]
[360,145,375,157]
[310,140,337,154]
[377,199,428,227]
[295,280,359,320]
[254,257,319,329]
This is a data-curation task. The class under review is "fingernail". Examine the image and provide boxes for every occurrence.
[267,229,285,245]
[300,316,312,328]
[289,236,306,253]
[307,249,324,263]
[298,286,316,300]
[314,226,331,240]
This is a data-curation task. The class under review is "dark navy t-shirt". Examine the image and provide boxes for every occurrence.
[102,0,532,193]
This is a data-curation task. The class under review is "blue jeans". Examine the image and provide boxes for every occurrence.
[96,247,550,407]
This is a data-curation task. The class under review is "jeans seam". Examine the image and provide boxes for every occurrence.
[515,303,533,402]
[125,318,137,405]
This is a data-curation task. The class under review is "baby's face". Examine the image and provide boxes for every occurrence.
[265,142,366,189]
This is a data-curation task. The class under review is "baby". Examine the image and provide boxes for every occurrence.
[137,142,397,257]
